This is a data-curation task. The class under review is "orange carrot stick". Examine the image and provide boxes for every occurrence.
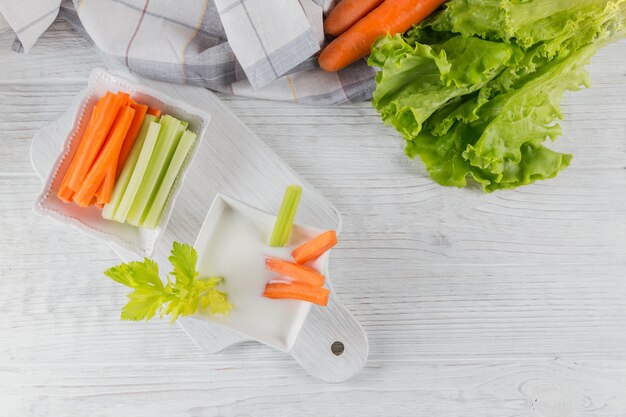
[59,93,111,197]
[100,101,147,202]
[95,166,116,205]
[265,256,325,287]
[65,91,129,191]
[58,185,75,203]
[318,0,447,72]
[116,102,148,178]
[95,180,105,204]
[73,106,135,207]
[324,0,384,36]
[292,230,337,264]
[102,167,116,204]
[57,95,108,202]
[147,107,161,118]
[263,282,329,306]
[90,195,103,208]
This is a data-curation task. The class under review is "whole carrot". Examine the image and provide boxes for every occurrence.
[319,0,447,72]
[324,0,384,37]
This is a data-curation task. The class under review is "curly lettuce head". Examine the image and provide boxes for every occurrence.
[370,0,626,191]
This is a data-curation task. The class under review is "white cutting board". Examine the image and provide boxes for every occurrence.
[29,69,368,383]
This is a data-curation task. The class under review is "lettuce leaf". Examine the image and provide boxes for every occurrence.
[370,0,626,191]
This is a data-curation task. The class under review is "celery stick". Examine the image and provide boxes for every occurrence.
[139,121,188,225]
[102,115,157,221]
[126,115,184,226]
[112,121,162,223]
[142,130,196,229]
[269,185,302,247]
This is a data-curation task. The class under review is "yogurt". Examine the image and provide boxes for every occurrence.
[193,195,328,352]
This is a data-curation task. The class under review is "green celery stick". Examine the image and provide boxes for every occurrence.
[269,185,302,247]
[142,130,196,229]
[102,115,157,221]
[126,115,184,226]
[139,121,188,225]
[112,121,162,223]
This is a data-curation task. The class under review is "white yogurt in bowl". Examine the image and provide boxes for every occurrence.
[193,194,329,352]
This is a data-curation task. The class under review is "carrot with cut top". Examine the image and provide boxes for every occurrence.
[265,256,325,287]
[116,102,148,179]
[318,0,448,72]
[64,91,129,192]
[292,230,337,264]
[324,0,384,36]
[95,166,116,205]
[58,185,75,203]
[263,282,329,306]
[73,106,135,207]
[147,107,161,118]
[95,180,105,205]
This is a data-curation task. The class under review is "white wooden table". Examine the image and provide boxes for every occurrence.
[1,20,626,417]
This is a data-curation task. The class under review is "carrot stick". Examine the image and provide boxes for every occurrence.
[147,107,161,118]
[65,91,129,191]
[73,106,135,207]
[324,0,384,36]
[263,282,329,306]
[60,93,112,197]
[95,180,105,204]
[98,100,146,203]
[96,166,116,205]
[318,0,447,72]
[116,102,148,178]
[90,195,103,208]
[265,256,325,287]
[57,185,75,203]
[57,95,108,202]
[292,230,337,264]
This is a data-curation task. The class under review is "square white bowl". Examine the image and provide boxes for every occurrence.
[193,194,330,352]
[34,68,210,257]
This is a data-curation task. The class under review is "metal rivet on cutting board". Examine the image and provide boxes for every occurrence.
[331,341,344,356]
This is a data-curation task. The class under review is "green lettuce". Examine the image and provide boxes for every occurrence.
[370,0,626,191]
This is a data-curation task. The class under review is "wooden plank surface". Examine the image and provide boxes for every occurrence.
[1,19,626,416]
[2,360,626,417]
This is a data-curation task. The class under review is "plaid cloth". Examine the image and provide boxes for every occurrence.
[2,0,376,104]
[0,0,60,51]
[0,12,9,31]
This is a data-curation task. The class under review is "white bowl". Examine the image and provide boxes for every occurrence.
[33,68,210,257]
[193,194,330,352]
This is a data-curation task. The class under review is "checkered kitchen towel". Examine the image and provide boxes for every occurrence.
[1,0,375,104]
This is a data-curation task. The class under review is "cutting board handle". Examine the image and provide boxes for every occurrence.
[290,293,368,383]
